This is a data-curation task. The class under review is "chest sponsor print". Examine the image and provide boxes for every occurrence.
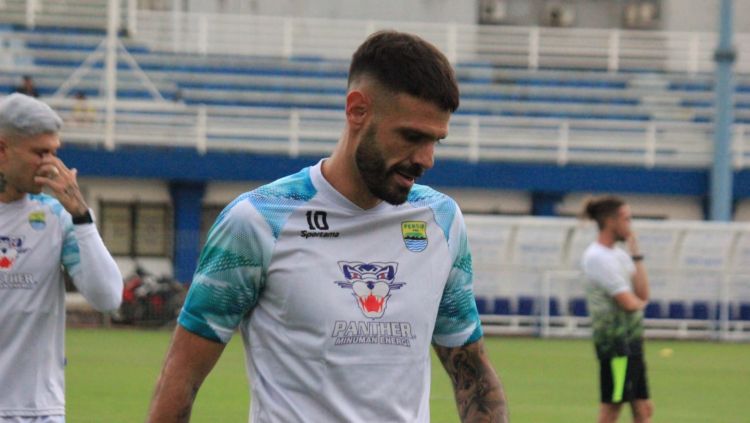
[332,261,415,347]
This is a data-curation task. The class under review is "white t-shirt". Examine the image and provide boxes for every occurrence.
[0,194,122,418]
[581,242,635,297]
[179,161,483,423]
[581,241,643,358]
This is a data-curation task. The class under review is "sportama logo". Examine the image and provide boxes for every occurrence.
[335,262,405,319]
[0,236,27,271]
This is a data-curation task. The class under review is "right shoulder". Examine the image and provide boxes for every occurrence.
[217,167,318,238]
[582,243,616,270]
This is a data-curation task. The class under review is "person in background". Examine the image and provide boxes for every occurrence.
[581,196,653,423]
[0,93,123,422]
[71,91,96,126]
[14,75,40,98]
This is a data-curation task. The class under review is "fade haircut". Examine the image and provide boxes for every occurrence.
[583,196,626,230]
[0,93,62,142]
[348,30,460,113]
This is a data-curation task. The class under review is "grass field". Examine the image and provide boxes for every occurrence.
[65,328,749,422]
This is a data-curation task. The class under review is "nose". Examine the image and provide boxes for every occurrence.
[411,142,435,171]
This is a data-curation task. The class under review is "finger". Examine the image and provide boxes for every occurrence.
[54,156,71,173]
[36,164,60,180]
[33,175,58,188]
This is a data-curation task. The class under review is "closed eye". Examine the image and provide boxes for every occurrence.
[398,128,444,144]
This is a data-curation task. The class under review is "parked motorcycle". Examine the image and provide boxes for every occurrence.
[112,267,186,326]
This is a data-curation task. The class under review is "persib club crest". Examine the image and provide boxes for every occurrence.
[335,262,405,319]
[0,236,28,271]
[28,211,46,231]
[401,221,427,252]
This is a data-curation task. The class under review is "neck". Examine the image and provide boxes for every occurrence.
[322,135,381,210]
[597,230,617,248]
[0,189,26,204]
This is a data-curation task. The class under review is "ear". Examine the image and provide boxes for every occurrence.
[345,90,371,131]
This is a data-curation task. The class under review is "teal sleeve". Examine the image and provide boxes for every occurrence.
[178,199,269,343]
[432,213,483,347]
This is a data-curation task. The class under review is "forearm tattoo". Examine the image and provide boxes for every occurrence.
[434,341,508,423]
[0,172,5,192]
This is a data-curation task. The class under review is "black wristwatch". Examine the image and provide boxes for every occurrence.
[72,210,94,225]
[631,254,644,262]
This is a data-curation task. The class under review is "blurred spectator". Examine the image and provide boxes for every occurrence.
[72,91,96,125]
[14,75,40,97]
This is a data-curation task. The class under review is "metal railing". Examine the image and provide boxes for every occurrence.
[129,11,750,74]
[40,98,750,169]
[2,1,750,74]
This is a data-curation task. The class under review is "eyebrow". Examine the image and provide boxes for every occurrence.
[396,127,447,142]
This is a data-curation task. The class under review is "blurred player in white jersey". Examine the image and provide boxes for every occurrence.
[0,93,123,422]
[148,31,508,422]
[582,196,653,423]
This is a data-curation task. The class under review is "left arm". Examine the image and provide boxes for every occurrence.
[434,338,508,423]
[37,156,123,311]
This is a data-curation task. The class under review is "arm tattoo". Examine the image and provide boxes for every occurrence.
[434,340,508,423]
[0,173,5,192]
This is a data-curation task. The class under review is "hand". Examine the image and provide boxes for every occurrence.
[34,157,89,217]
[626,233,640,256]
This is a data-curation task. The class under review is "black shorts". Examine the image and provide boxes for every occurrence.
[598,354,650,404]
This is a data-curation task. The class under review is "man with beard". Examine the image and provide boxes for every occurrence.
[148,31,507,423]
[581,196,653,423]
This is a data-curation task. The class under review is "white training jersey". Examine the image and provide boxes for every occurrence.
[581,242,635,297]
[0,194,122,418]
[581,241,643,358]
[179,160,483,423]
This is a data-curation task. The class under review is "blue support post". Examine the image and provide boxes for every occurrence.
[710,0,736,221]
[169,181,206,284]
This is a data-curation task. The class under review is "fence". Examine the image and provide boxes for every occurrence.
[2,1,750,74]
[465,215,750,341]
[41,98,750,169]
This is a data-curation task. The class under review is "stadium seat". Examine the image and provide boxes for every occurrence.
[569,297,588,317]
[475,297,488,314]
[517,296,537,316]
[691,301,710,320]
[493,297,512,315]
[644,302,662,319]
[739,303,750,321]
[548,298,561,317]
[668,301,687,319]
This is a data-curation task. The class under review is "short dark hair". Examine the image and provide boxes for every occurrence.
[583,196,625,230]
[348,30,459,113]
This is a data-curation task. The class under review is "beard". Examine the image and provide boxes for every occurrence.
[354,125,424,205]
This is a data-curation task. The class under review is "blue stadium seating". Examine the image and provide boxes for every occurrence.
[548,298,560,317]
[7,25,750,124]
[569,297,588,317]
[691,301,710,320]
[668,301,687,319]
[475,297,488,315]
[517,296,537,316]
[645,302,662,319]
[739,303,750,321]
[493,298,512,315]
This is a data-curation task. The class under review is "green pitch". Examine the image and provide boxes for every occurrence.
[65,328,749,422]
